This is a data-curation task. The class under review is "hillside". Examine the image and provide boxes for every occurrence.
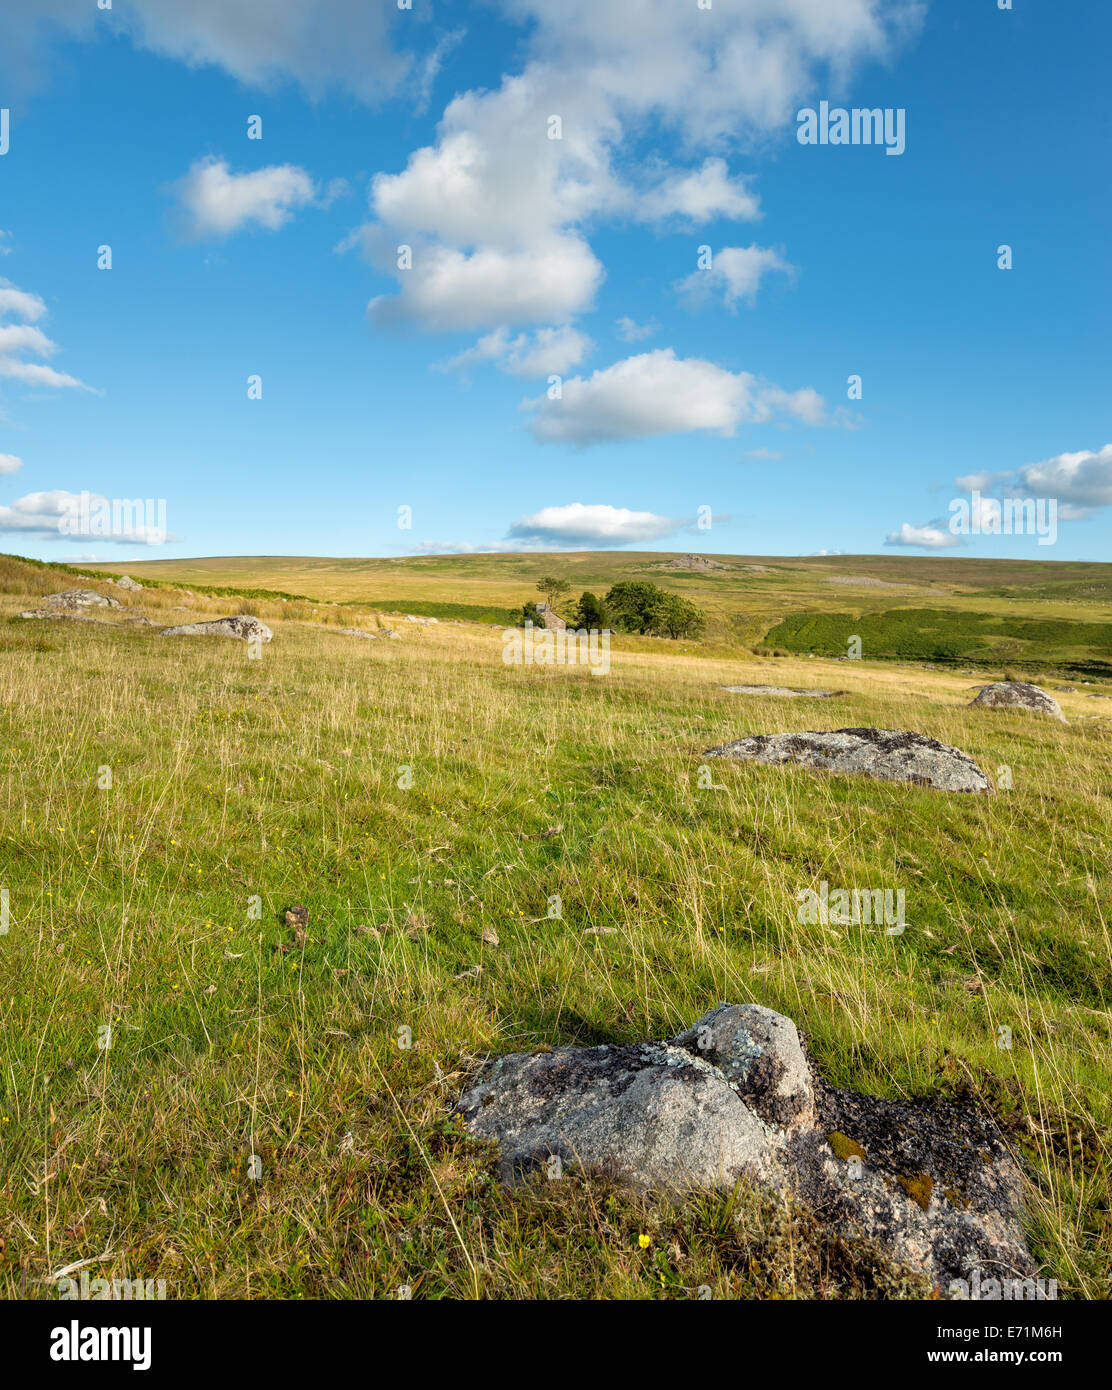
[86,551,1112,673]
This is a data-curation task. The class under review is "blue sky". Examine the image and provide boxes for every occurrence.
[0,0,1108,563]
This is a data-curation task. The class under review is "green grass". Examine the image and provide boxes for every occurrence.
[0,552,1109,1299]
[766,608,1112,672]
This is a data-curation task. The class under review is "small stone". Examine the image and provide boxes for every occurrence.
[285,906,309,943]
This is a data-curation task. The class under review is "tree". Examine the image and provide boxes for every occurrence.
[655,592,706,639]
[603,580,706,639]
[603,580,664,634]
[573,590,608,630]
[536,575,571,611]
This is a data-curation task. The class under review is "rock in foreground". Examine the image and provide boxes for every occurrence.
[704,727,992,793]
[159,615,272,643]
[43,588,122,610]
[455,1003,1035,1290]
[721,685,840,699]
[970,682,1066,723]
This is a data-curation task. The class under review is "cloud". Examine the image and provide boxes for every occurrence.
[406,540,484,556]
[172,157,324,238]
[885,521,958,550]
[0,284,45,321]
[637,158,761,224]
[442,324,592,378]
[0,231,11,256]
[525,349,827,445]
[506,502,684,548]
[1018,444,1112,516]
[677,244,793,310]
[745,447,784,460]
[902,445,1112,548]
[366,235,604,333]
[954,470,1010,493]
[615,316,659,343]
[0,280,92,391]
[756,384,827,427]
[496,1,918,145]
[0,0,414,103]
[0,490,166,544]
[5,1,920,121]
[346,1,920,335]
[414,26,466,116]
[0,453,23,474]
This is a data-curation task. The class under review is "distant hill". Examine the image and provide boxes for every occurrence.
[82,550,1112,671]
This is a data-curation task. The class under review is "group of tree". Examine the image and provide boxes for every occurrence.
[603,580,706,639]
[517,575,705,640]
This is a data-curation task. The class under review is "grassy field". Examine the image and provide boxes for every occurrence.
[89,550,1112,671]
[0,551,1109,1299]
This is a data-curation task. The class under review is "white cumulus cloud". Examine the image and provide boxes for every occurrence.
[172,157,323,238]
[442,324,592,378]
[895,443,1112,547]
[524,349,827,446]
[885,522,958,550]
[1018,444,1112,516]
[0,280,92,391]
[506,502,683,548]
[638,158,762,224]
[345,0,919,338]
[615,316,659,343]
[677,245,793,310]
[367,237,603,333]
[0,0,414,103]
[0,490,165,544]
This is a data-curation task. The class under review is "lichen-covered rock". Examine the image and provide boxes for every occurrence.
[703,728,992,794]
[43,588,121,610]
[454,1003,1035,1290]
[159,615,272,643]
[787,1074,1034,1296]
[455,1039,777,1190]
[970,682,1066,722]
[114,575,143,591]
[19,609,108,624]
[720,685,839,699]
[671,1004,815,1131]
